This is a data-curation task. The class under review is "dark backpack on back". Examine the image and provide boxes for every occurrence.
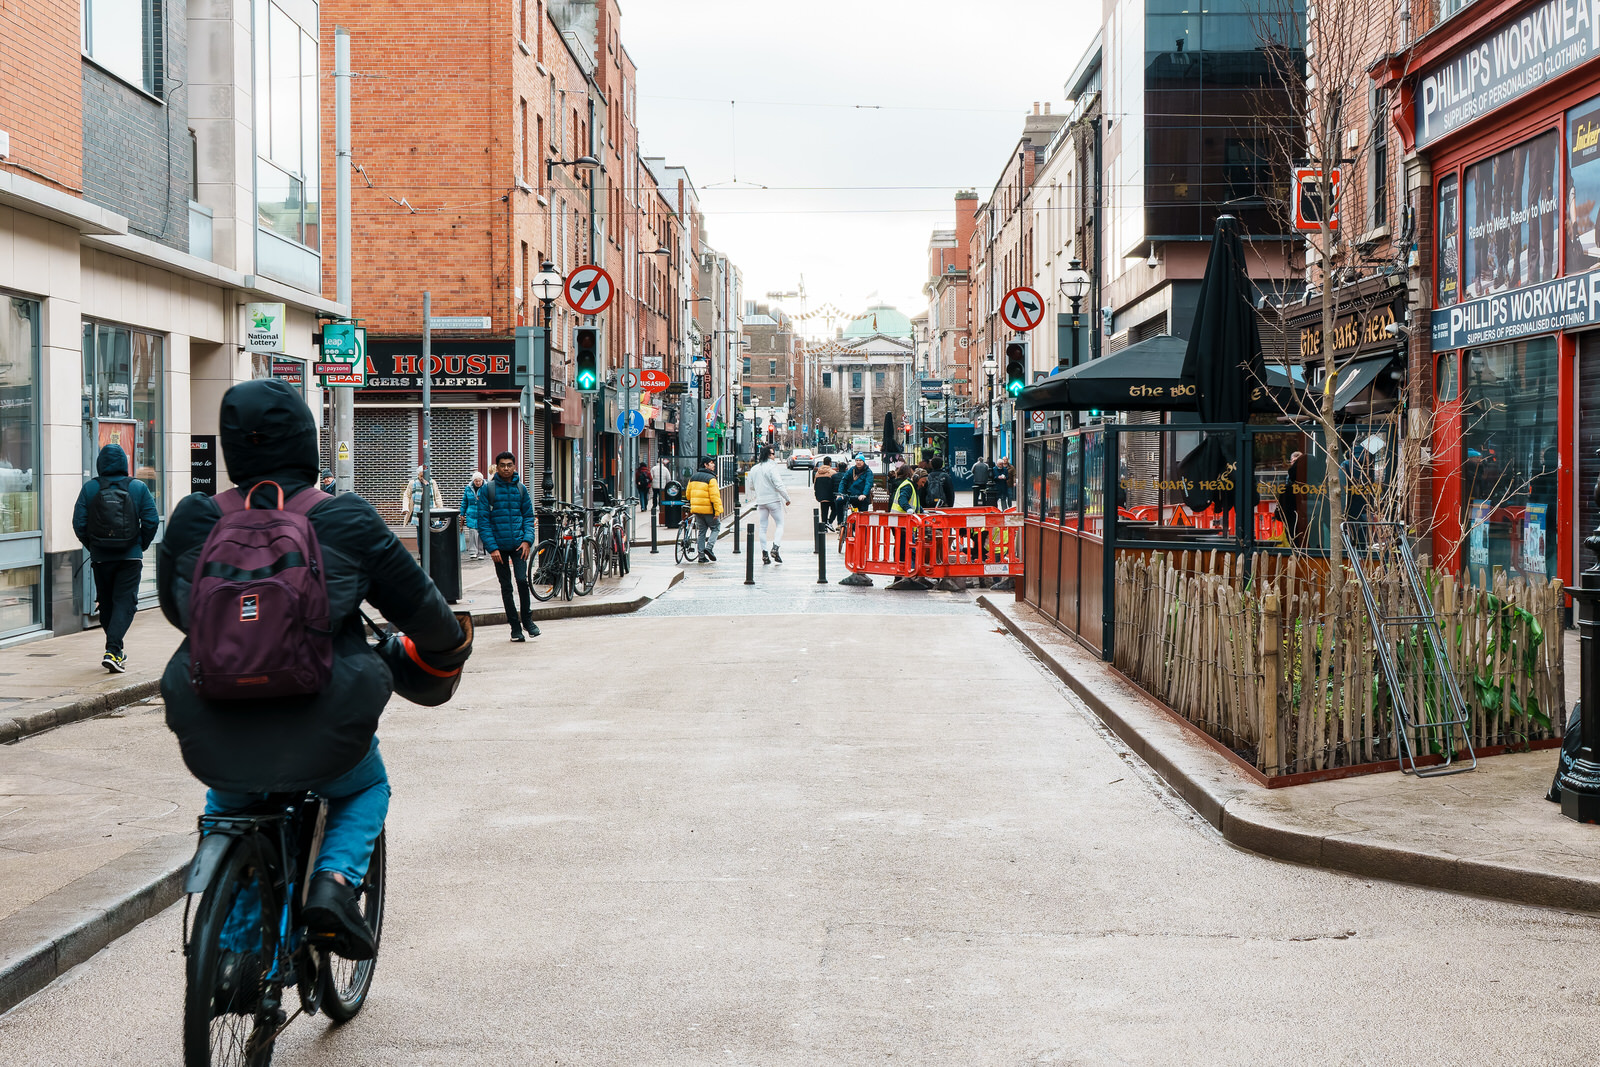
[188,482,332,700]
[86,476,141,551]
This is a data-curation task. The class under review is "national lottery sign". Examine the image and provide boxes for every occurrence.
[1432,265,1600,348]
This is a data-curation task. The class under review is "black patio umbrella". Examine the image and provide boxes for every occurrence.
[882,410,901,464]
[1017,333,1297,414]
[1177,215,1266,510]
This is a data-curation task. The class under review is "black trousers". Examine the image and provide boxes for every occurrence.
[91,558,142,654]
[494,552,532,629]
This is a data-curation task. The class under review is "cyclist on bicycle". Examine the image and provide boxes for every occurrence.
[684,458,723,562]
[159,379,470,959]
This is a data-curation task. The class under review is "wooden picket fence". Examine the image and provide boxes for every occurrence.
[1112,550,1565,778]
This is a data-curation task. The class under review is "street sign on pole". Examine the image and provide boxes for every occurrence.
[563,265,615,315]
[617,409,645,437]
[427,315,490,330]
[318,323,366,387]
[1001,287,1045,332]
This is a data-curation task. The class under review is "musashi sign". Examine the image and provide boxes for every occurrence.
[1416,0,1600,148]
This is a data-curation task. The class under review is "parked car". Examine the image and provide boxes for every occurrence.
[787,449,815,470]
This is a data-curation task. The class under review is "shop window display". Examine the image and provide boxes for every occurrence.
[0,297,41,634]
[1462,337,1559,580]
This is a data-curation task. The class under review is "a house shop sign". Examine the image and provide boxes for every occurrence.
[1416,0,1600,148]
[1431,264,1600,348]
[363,339,517,390]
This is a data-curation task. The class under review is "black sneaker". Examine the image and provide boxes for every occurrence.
[510,630,527,643]
[762,552,771,565]
[102,651,126,674]
[302,872,377,960]
[520,614,541,637]
[704,550,716,562]
[771,546,783,564]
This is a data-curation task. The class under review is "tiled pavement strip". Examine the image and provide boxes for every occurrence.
[0,492,1592,1016]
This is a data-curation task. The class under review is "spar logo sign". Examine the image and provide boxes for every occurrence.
[1416,0,1600,148]
[1431,266,1600,348]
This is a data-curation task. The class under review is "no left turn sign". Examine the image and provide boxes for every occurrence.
[564,265,615,315]
[1001,286,1044,332]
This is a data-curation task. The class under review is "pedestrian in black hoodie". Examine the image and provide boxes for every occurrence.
[159,378,469,958]
[72,443,161,673]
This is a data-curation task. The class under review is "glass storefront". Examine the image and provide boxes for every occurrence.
[0,295,41,636]
[82,321,164,605]
[1461,336,1559,581]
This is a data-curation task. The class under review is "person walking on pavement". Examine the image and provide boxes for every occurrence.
[402,466,437,527]
[747,444,792,565]
[73,443,160,673]
[478,452,540,641]
[813,456,839,530]
[634,462,653,513]
[993,456,1014,508]
[460,471,485,560]
[685,457,723,562]
[970,453,991,507]
[925,455,954,509]
[320,469,337,495]
[652,457,673,511]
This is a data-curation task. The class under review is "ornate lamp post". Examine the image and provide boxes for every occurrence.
[982,356,998,466]
[1060,259,1092,369]
[1560,474,1600,822]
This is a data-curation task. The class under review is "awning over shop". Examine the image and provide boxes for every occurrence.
[1331,356,1395,412]
[1017,335,1302,413]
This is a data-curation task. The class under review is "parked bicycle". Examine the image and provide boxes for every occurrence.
[530,503,596,602]
[597,501,632,577]
[183,792,385,1066]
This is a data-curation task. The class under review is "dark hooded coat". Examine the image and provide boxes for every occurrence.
[72,444,161,562]
[159,379,463,793]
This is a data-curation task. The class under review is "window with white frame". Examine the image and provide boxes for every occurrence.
[83,0,161,94]
[255,1,319,248]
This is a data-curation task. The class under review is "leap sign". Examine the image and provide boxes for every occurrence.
[564,265,615,315]
[1001,286,1044,332]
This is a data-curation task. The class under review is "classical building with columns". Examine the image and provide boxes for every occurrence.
[811,304,915,440]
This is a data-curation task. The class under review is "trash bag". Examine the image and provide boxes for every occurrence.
[1547,702,1582,803]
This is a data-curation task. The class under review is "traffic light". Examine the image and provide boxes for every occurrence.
[574,326,598,392]
[1004,341,1028,397]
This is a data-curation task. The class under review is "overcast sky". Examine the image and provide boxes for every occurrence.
[624,1,1097,337]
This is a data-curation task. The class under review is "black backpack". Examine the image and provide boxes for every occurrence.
[85,476,141,551]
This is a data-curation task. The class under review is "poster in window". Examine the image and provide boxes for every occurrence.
[1521,503,1548,573]
[1468,500,1492,567]
[1567,95,1600,271]
[97,419,139,456]
[1436,175,1459,307]
[1462,130,1560,300]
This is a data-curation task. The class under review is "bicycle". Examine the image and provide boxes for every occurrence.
[607,502,633,576]
[182,792,385,1066]
[530,504,596,601]
[674,511,699,564]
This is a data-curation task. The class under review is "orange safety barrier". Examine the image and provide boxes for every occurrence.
[841,511,924,577]
[840,507,1023,580]
[918,509,1024,578]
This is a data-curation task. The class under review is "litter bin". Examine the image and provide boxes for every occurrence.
[660,479,685,528]
[426,508,461,602]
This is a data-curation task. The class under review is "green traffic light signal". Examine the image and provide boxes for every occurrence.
[575,326,598,392]
[1004,340,1027,396]
[1006,378,1025,397]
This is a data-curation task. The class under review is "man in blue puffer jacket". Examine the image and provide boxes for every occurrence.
[477,451,539,641]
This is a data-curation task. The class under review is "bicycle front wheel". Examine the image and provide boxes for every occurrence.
[529,541,559,602]
[184,841,282,1067]
[320,829,386,1022]
[573,539,597,595]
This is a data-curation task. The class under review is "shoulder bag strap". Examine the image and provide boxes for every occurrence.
[283,486,329,517]
[213,487,248,516]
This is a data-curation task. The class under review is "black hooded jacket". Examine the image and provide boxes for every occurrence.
[159,379,463,792]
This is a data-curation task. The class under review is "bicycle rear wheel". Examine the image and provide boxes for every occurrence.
[575,539,599,596]
[529,541,559,602]
[184,841,282,1067]
[616,527,631,575]
[319,829,386,1022]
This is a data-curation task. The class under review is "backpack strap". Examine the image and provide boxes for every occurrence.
[282,486,329,517]
[214,487,248,515]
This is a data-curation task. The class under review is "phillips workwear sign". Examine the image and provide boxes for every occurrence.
[1416,0,1600,148]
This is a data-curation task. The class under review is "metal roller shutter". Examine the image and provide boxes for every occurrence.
[355,409,417,524]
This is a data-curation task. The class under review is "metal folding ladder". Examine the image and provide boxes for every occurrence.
[1341,521,1477,777]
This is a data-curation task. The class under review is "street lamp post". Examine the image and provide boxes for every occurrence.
[982,356,998,467]
[1061,258,1092,369]
[691,356,708,466]
[1560,483,1600,822]
[530,262,565,541]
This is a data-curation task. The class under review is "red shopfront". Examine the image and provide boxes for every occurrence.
[1383,0,1600,587]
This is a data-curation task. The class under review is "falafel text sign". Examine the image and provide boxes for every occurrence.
[362,339,518,390]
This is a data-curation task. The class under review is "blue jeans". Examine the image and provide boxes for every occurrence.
[205,737,390,885]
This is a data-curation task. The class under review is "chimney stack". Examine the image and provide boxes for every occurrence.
[1032,101,1040,115]
[1043,102,1051,115]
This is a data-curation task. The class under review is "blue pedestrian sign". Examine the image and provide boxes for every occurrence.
[617,409,645,437]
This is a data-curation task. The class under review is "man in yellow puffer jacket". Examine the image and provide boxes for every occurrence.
[684,458,724,562]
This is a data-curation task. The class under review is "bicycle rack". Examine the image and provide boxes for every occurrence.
[1341,521,1476,777]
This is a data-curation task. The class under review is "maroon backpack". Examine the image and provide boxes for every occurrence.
[188,481,333,700]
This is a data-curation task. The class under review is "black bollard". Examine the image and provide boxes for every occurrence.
[817,520,827,584]
[745,524,756,585]
[650,506,658,554]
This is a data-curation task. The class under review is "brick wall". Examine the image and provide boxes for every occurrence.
[0,0,84,192]
[81,0,189,251]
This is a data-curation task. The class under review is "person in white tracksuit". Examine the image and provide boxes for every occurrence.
[747,445,792,565]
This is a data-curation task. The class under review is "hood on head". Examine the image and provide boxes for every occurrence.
[219,378,319,485]
[96,444,129,477]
